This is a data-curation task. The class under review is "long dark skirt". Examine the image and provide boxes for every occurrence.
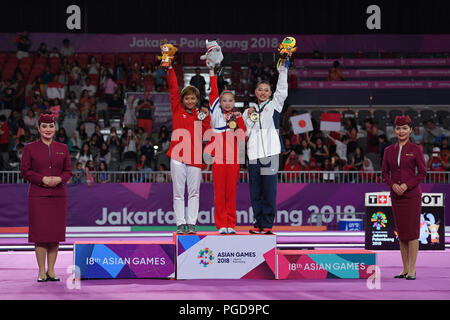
[391,196,421,241]
[28,196,67,243]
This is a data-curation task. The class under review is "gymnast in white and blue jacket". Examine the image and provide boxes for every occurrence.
[242,61,289,234]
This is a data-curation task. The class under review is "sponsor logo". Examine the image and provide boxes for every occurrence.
[371,211,387,230]
[378,195,388,204]
[86,256,166,266]
[367,193,390,205]
[288,262,366,271]
[198,248,214,267]
[368,195,378,204]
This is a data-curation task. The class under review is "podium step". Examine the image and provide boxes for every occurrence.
[175,232,277,279]
[277,249,376,279]
[73,241,175,279]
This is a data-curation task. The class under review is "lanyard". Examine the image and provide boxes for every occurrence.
[256,99,271,115]
[185,107,197,115]
[223,110,233,121]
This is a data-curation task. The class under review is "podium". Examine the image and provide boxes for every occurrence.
[176,232,277,279]
[277,249,376,279]
[365,192,445,250]
[74,241,176,279]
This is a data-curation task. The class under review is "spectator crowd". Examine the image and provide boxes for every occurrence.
[0,33,449,184]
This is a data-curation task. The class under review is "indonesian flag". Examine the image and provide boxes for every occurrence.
[290,113,313,134]
[46,81,65,100]
[320,112,342,132]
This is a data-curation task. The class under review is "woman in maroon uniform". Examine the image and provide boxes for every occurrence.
[381,115,427,280]
[20,111,72,282]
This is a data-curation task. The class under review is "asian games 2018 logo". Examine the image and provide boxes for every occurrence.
[198,248,215,267]
[371,211,387,230]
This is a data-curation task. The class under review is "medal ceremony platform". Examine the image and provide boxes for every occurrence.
[0,225,449,300]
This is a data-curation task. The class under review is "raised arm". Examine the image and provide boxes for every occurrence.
[208,68,220,113]
[167,66,182,113]
[325,132,336,143]
[306,132,316,149]
[272,64,289,113]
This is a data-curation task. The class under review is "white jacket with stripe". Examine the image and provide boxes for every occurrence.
[242,65,288,161]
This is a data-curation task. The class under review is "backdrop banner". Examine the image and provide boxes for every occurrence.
[0,183,448,228]
[2,33,450,53]
[297,80,450,89]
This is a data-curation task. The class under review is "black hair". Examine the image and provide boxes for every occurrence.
[100,161,108,171]
[363,118,374,125]
[255,80,272,91]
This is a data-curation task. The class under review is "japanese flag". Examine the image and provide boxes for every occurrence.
[320,112,342,132]
[290,113,313,134]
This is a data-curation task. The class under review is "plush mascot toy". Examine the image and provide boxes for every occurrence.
[277,36,297,69]
[200,39,224,69]
[158,40,178,68]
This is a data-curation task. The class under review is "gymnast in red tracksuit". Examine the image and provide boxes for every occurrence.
[204,63,246,234]
[166,65,211,235]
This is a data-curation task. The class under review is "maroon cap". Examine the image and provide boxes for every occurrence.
[394,115,412,126]
[38,113,55,124]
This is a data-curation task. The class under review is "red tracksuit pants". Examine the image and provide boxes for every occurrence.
[212,163,240,229]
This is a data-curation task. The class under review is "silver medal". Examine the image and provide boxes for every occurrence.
[197,111,207,121]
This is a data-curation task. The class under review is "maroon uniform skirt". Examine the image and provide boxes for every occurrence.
[28,196,67,243]
[391,196,421,241]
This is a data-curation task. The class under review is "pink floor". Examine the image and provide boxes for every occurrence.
[0,249,449,300]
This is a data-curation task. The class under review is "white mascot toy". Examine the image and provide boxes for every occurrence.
[200,39,223,68]
[419,214,429,244]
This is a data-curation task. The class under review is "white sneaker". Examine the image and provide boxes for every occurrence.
[227,227,236,234]
[219,227,227,234]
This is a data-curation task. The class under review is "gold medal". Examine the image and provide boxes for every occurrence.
[225,112,238,129]
[250,112,259,122]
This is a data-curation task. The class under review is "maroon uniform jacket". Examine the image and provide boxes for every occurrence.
[20,139,72,197]
[381,141,427,199]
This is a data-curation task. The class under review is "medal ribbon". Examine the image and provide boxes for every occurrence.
[225,111,235,128]
[256,99,271,116]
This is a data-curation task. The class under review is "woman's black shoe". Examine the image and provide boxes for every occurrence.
[405,273,416,280]
[46,272,60,282]
[37,276,48,282]
[394,273,407,279]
